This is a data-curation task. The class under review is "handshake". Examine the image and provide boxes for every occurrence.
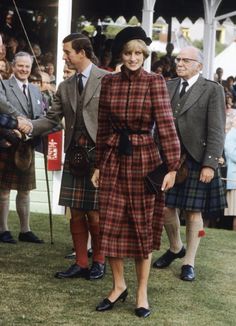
[17,116,33,134]
[0,114,33,148]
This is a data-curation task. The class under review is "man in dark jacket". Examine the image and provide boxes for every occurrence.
[153,46,226,281]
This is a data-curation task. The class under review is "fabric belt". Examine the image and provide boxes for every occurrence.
[113,128,150,156]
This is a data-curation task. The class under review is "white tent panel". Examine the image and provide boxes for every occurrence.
[214,41,236,79]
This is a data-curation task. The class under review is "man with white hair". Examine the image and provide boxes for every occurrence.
[0,51,44,244]
[153,46,226,281]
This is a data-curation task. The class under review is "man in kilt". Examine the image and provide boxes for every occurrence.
[153,46,226,281]
[0,51,44,244]
[22,33,108,280]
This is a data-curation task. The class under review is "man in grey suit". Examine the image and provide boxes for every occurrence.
[153,46,226,281]
[0,51,44,244]
[22,33,108,280]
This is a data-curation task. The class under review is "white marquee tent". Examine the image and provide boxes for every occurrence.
[214,41,236,79]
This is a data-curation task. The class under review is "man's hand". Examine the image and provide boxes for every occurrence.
[200,167,214,183]
[17,116,33,134]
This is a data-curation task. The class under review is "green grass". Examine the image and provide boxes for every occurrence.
[0,212,236,326]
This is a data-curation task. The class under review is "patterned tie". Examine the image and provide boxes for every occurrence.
[179,81,189,98]
[77,74,84,95]
[22,84,28,101]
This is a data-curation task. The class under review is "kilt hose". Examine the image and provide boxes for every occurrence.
[165,156,227,212]
[0,145,36,191]
[59,140,98,211]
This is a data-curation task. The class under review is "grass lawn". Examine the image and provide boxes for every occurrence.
[0,212,235,326]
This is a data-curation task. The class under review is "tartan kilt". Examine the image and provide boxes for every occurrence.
[165,157,227,212]
[59,141,98,211]
[0,145,36,191]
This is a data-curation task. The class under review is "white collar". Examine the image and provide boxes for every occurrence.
[181,73,200,91]
[14,75,29,89]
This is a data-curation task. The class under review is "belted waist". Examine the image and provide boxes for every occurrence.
[112,128,150,156]
[113,127,150,135]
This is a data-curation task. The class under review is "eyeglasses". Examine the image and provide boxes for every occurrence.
[175,57,199,64]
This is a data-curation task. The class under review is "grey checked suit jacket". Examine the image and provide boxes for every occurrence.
[167,75,225,170]
[0,76,43,119]
[32,64,108,152]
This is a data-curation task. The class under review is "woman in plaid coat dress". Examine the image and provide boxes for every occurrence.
[92,27,180,317]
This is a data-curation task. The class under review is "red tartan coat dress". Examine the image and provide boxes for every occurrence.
[95,67,180,258]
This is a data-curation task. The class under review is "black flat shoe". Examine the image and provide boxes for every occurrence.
[0,231,17,244]
[18,231,44,244]
[55,263,89,279]
[135,307,151,318]
[96,289,128,312]
[180,264,195,281]
[153,246,186,268]
[89,262,106,280]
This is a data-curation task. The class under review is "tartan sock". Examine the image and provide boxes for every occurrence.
[0,190,10,232]
[164,208,183,253]
[183,214,203,267]
[88,222,105,264]
[16,190,30,233]
[70,218,89,268]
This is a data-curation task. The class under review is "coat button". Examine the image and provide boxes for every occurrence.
[208,155,212,158]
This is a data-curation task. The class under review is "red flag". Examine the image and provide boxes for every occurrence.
[47,131,62,171]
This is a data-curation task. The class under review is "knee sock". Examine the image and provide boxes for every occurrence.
[183,215,204,267]
[88,222,105,264]
[164,208,183,253]
[0,190,10,232]
[16,191,30,233]
[70,218,89,268]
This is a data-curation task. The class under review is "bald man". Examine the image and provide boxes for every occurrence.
[153,47,226,281]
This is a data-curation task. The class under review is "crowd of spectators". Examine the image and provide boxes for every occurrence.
[0,10,56,105]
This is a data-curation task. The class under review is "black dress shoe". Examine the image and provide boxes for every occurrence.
[135,307,151,318]
[180,264,195,281]
[55,263,89,279]
[18,231,44,244]
[89,262,106,280]
[64,251,76,259]
[96,289,128,312]
[65,248,92,259]
[153,246,186,268]
[87,247,93,258]
[0,231,17,244]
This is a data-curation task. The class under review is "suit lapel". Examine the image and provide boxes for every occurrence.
[83,65,101,107]
[9,77,29,115]
[179,76,206,116]
[67,75,77,112]
[168,78,180,101]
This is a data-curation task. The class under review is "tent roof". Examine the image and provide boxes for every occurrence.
[1,0,236,22]
[214,41,236,79]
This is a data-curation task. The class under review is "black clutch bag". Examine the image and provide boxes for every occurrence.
[144,163,168,194]
[145,155,189,194]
